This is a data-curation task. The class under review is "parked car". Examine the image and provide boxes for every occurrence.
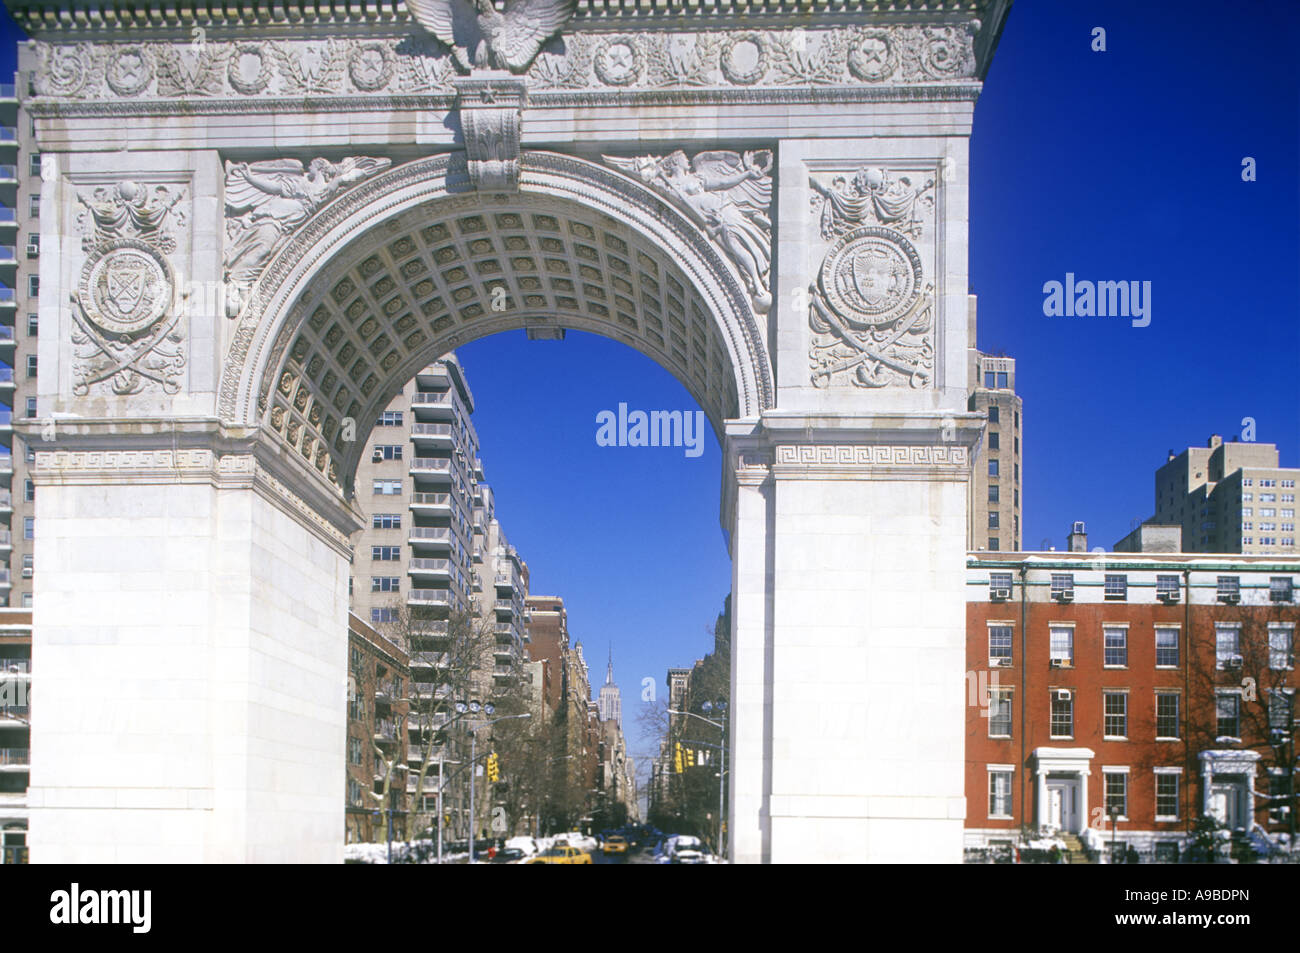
[656,835,707,864]
[491,847,528,864]
[524,845,593,865]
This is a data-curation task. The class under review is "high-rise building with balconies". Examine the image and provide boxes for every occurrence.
[0,63,26,609]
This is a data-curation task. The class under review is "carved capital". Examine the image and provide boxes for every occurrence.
[454,73,528,192]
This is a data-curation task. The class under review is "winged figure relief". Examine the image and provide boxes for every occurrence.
[605,150,774,312]
[406,0,577,73]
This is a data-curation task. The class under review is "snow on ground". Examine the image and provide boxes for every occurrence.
[344,840,469,864]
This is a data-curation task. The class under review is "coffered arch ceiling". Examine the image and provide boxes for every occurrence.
[232,152,773,494]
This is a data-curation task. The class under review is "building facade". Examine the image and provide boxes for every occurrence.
[0,608,30,862]
[966,297,1023,552]
[1151,434,1299,555]
[597,648,622,729]
[345,612,411,845]
[965,549,1299,860]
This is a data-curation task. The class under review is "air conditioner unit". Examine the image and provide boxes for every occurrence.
[1158,591,1180,603]
[1222,593,1241,604]
[1055,690,1072,701]
[20,568,31,578]
[1224,656,1243,671]
[990,587,1011,601]
[1055,589,1074,602]
[992,657,1012,668]
[24,243,37,257]
[372,450,384,463]
[1050,658,1067,669]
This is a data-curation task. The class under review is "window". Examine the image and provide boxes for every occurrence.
[1217,576,1241,601]
[988,459,999,477]
[372,513,402,529]
[989,572,1012,598]
[1268,771,1290,825]
[1156,692,1180,739]
[348,779,362,807]
[988,512,1000,528]
[1216,693,1241,740]
[988,689,1013,738]
[988,432,1000,451]
[1104,692,1128,738]
[987,537,1000,552]
[371,576,400,592]
[24,397,35,419]
[988,624,1013,666]
[374,444,403,461]
[1049,690,1073,737]
[988,769,1013,818]
[21,553,32,574]
[23,479,33,503]
[371,607,398,625]
[25,354,36,378]
[23,517,33,540]
[348,737,362,765]
[984,371,994,388]
[1155,772,1180,821]
[1049,626,1073,666]
[371,546,401,561]
[28,195,39,217]
[1269,624,1294,670]
[987,406,999,424]
[1268,689,1294,732]
[1104,574,1127,600]
[1103,626,1127,667]
[1050,573,1074,598]
[20,592,31,608]
[1215,624,1241,670]
[1104,771,1128,819]
[988,484,999,504]
[1156,574,1180,598]
[26,313,36,336]
[1270,577,1294,603]
[375,410,404,427]
[373,479,402,495]
[28,152,40,176]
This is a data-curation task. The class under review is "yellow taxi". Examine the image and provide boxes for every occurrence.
[524,845,593,865]
[602,835,629,856]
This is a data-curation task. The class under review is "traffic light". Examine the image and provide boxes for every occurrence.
[673,742,684,774]
[486,752,500,783]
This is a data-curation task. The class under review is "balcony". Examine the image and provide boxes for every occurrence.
[408,557,452,578]
[0,327,13,349]
[411,422,454,445]
[0,747,28,767]
[408,526,452,550]
[0,289,13,309]
[408,652,450,669]
[0,530,11,551]
[411,681,451,699]
[0,409,10,435]
[408,588,456,607]
[410,491,453,515]
[410,456,452,478]
[0,569,11,587]
[0,129,14,143]
[0,491,11,513]
[374,721,400,743]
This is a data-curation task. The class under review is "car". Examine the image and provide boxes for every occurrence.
[491,847,528,864]
[656,834,707,864]
[601,834,629,855]
[524,845,593,865]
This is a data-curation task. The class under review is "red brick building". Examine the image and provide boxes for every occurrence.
[966,549,1298,860]
[346,612,411,844]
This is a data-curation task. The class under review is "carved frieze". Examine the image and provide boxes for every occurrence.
[807,166,939,390]
[223,156,393,317]
[27,25,977,102]
[70,181,189,397]
[454,74,527,191]
[604,149,773,313]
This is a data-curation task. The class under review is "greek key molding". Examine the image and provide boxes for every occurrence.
[773,444,968,468]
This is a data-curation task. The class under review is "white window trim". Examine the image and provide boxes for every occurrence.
[1102,689,1130,740]
[1154,625,1181,669]
[1154,691,1181,741]
[986,765,1015,820]
[987,620,1015,666]
[1102,766,1131,822]
[1153,768,1181,822]
[1102,623,1130,669]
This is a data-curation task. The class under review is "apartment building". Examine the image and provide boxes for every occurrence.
[349,355,532,841]
[0,608,31,863]
[966,297,1023,552]
[965,538,1299,861]
[0,68,27,609]
[1151,434,1299,555]
[345,612,411,845]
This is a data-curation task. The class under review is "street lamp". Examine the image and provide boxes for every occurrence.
[467,712,531,864]
[1107,805,1119,863]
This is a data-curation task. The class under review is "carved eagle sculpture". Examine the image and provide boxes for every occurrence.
[406,0,577,74]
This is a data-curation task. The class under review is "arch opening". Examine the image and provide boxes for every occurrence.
[225,151,773,495]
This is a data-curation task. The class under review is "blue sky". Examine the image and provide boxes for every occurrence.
[2,1,1297,780]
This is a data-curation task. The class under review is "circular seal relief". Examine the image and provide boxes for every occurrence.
[720,34,766,85]
[348,42,395,92]
[819,226,923,328]
[105,46,152,97]
[78,240,174,337]
[848,31,897,82]
[593,37,641,86]
[228,43,273,95]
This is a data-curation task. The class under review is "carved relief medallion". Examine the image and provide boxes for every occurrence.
[819,227,922,329]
